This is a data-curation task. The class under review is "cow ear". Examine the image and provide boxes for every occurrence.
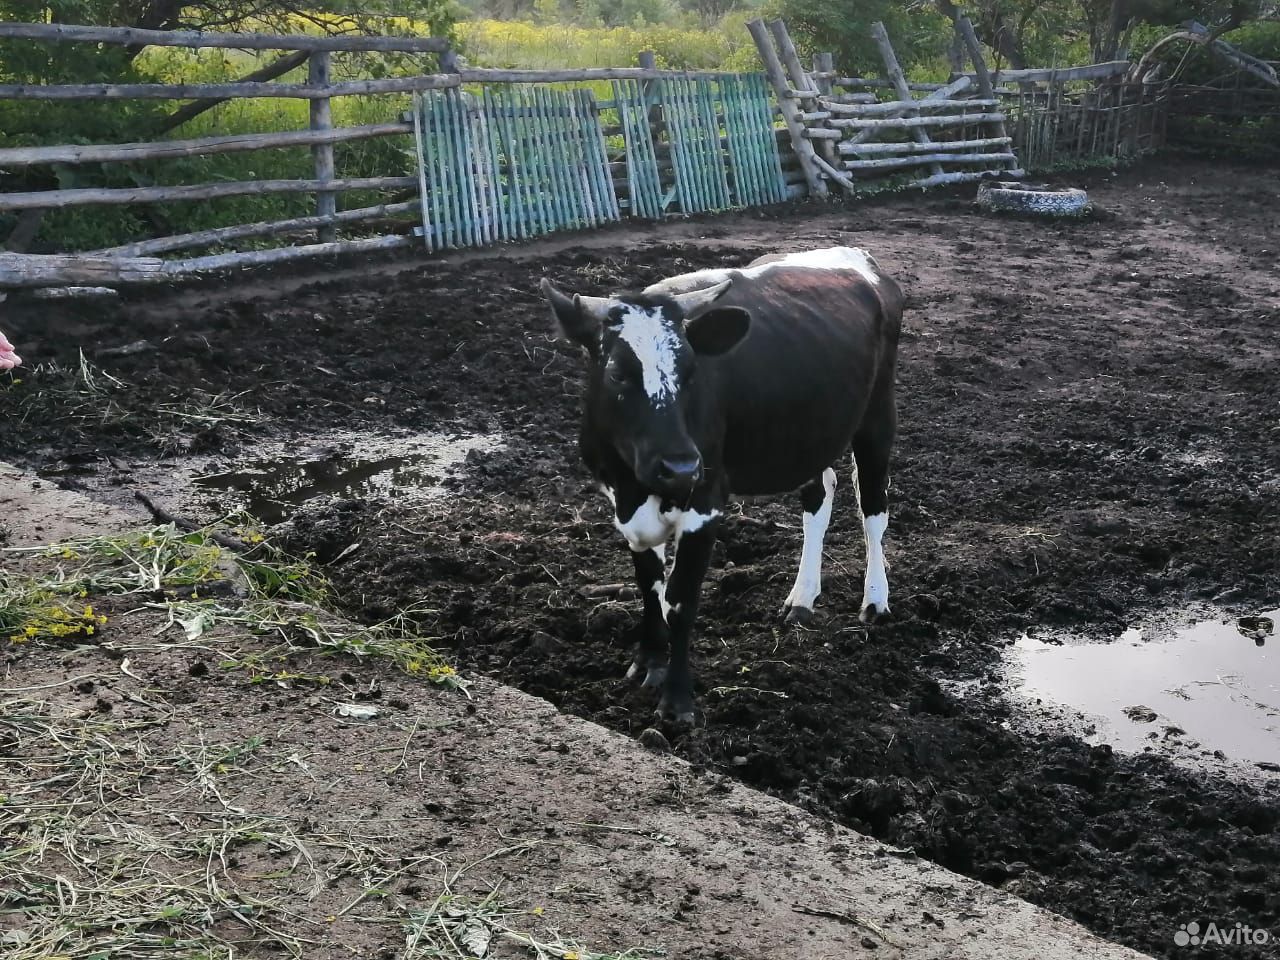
[685,307,750,356]
[540,279,610,353]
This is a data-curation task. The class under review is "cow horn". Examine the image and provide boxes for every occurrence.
[671,279,733,319]
[573,294,616,323]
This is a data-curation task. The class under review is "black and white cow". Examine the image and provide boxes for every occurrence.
[541,247,902,722]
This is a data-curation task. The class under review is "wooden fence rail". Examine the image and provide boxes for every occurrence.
[0,21,449,52]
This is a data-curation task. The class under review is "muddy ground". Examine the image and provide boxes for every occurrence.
[2,156,1279,959]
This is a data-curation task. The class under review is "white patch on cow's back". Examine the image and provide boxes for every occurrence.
[643,246,881,299]
[613,304,681,406]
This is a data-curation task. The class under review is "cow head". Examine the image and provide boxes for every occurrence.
[541,277,750,498]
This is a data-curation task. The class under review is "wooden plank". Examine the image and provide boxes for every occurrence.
[0,21,449,53]
[88,200,418,257]
[989,61,1130,84]
[168,234,413,275]
[746,18,826,197]
[829,112,1007,130]
[845,75,973,147]
[0,74,461,101]
[840,136,1011,156]
[458,67,732,83]
[0,122,410,168]
[0,253,167,287]
[0,175,417,211]
[411,93,433,251]
[308,52,336,243]
[583,89,621,222]
[955,15,1017,179]
[843,151,1017,171]
[770,19,837,170]
[479,90,507,241]
[821,97,996,116]
[871,21,943,181]
[909,168,1024,188]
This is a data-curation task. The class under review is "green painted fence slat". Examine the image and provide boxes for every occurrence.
[416,85,621,249]
[415,72,785,246]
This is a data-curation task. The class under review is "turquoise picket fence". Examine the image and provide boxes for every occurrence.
[412,86,619,251]
[412,74,787,250]
[614,74,785,217]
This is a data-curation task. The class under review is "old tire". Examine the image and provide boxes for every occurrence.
[976,181,1089,216]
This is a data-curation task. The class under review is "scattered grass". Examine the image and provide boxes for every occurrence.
[2,352,258,454]
[2,519,466,692]
[401,847,664,960]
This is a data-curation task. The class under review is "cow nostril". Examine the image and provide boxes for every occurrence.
[659,457,701,480]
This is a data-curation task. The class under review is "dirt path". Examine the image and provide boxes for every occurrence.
[1,466,1150,959]
[2,156,1278,959]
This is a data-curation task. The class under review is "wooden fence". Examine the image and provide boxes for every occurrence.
[1165,69,1280,158]
[0,18,1224,291]
[0,21,797,285]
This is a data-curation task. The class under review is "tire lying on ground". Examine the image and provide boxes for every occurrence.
[976,181,1089,216]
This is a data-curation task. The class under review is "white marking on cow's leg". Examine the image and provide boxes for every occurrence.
[861,511,890,620]
[626,544,669,683]
[784,468,837,622]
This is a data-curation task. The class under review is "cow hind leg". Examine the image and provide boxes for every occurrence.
[783,468,837,625]
[625,544,670,687]
[852,419,894,622]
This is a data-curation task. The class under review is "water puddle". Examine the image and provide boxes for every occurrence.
[1007,610,1279,773]
[193,431,503,524]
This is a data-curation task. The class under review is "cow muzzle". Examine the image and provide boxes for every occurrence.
[651,454,703,497]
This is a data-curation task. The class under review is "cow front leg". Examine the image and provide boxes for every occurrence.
[657,510,721,724]
[625,544,670,687]
[783,467,837,625]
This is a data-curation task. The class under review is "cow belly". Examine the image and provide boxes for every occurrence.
[722,406,863,495]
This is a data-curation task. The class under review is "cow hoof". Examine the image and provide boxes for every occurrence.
[656,690,695,725]
[625,661,641,680]
[655,704,696,726]
[642,664,668,689]
[860,602,890,624]
[783,604,816,627]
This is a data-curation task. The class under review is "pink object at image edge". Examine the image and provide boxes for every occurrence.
[0,329,21,370]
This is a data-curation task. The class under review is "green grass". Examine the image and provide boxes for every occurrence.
[2,520,465,690]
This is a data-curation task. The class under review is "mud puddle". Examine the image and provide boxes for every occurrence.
[193,431,503,524]
[1007,610,1279,776]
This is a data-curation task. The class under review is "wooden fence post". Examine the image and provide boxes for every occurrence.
[871,21,944,182]
[953,16,1013,151]
[769,20,839,171]
[746,18,827,198]
[308,51,336,242]
[637,50,664,161]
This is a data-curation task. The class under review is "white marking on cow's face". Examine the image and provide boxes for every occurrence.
[612,304,682,407]
[862,511,890,615]
[785,468,837,614]
[643,246,881,298]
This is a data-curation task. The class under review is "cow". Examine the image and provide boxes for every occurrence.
[541,247,902,723]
